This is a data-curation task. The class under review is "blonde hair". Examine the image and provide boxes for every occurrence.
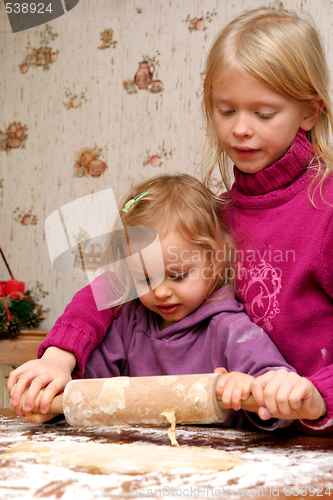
[202,2,333,198]
[107,173,236,306]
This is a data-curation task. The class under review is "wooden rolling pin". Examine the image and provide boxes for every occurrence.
[10,374,258,427]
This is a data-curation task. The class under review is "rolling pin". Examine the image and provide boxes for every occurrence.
[10,373,258,428]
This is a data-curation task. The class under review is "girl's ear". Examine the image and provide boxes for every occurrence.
[301,98,325,131]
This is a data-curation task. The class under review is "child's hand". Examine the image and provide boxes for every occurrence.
[7,346,76,423]
[17,387,60,424]
[250,369,327,421]
[215,370,255,411]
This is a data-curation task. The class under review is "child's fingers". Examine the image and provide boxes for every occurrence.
[8,362,40,404]
[16,371,57,413]
[265,371,311,416]
[220,378,234,409]
[7,363,33,394]
[230,383,244,411]
[24,413,58,424]
[252,370,312,419]
[256,370,294,416]
[215,373,230,400]
[250,374,270,408]
[214,367,228,375]
[39,379,69,414]
[12,364,71,414]
[251,369,288,408]
[214,368,228,399]
[257,407,272,420]
[7,367,20,395]
[241,377,252,400]
[19,387,43,416]
[287,379,326,420]
[279,379,305,412]
[10,378,35,411]
[286,378,318,411]
[251,371,327,421]
[9,368,47,407]
[219,373,254,411]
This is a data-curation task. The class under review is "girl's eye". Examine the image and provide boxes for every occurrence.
[169,273,188,281]
[218,109,234,116]
[256,112,276,119]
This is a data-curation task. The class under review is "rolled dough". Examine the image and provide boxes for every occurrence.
[4,441,243,474]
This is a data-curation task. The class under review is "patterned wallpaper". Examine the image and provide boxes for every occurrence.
[0,0,333,330]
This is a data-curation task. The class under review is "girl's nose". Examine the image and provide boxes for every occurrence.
[232,114,253,138]
[154,281,172,299]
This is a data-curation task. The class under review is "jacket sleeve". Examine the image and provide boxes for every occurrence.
[215,311,296,432]
[37,283,121,378]
[83,308,127,379]
[218,311,296,377]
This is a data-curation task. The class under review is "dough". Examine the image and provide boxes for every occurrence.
[161,409,179,447]
[4,441,243,474]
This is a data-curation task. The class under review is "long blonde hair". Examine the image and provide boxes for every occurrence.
[202,2,333,198]
[106,173,236,306]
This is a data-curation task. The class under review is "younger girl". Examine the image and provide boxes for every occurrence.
[9,4,332,433]
[81,173,298,430]
[8,174,320,430]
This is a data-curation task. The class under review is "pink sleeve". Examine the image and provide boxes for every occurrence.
[321,211,333,297]
[301,367,333,433]
[302,213,333,430]
[37,284,121,378]
[294,216,333,434]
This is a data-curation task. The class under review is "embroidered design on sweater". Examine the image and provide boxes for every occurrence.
[237,261,281,332]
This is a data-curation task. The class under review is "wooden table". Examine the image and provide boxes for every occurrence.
[1,409,333,499]
[0,329,49,366]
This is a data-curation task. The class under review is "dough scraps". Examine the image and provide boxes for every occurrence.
[4,441,243,474]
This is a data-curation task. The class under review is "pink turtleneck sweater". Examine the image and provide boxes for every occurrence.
[38,130,333,434]
[226,129,333,434]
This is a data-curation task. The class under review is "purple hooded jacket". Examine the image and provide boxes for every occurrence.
[84,287,295,430]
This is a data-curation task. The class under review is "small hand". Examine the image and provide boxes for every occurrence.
[250,369,327,421]
[17,388,59,424]
[215,370,255,411]
[8,347,75,421]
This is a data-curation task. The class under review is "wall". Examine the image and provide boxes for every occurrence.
[0,0,333,333]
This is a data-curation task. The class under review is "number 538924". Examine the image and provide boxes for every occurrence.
[5,3,53,14]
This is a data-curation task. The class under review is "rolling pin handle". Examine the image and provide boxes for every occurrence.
[216,392,259,413]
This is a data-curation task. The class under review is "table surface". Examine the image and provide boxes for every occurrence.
[1,410,333,500]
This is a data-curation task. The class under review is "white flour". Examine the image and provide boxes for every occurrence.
[1,415,333,499]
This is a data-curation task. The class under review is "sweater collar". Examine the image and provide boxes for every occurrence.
[140,286,240,339]
[233,129,315,196]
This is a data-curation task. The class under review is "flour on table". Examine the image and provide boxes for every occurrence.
[4,441,243,474]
